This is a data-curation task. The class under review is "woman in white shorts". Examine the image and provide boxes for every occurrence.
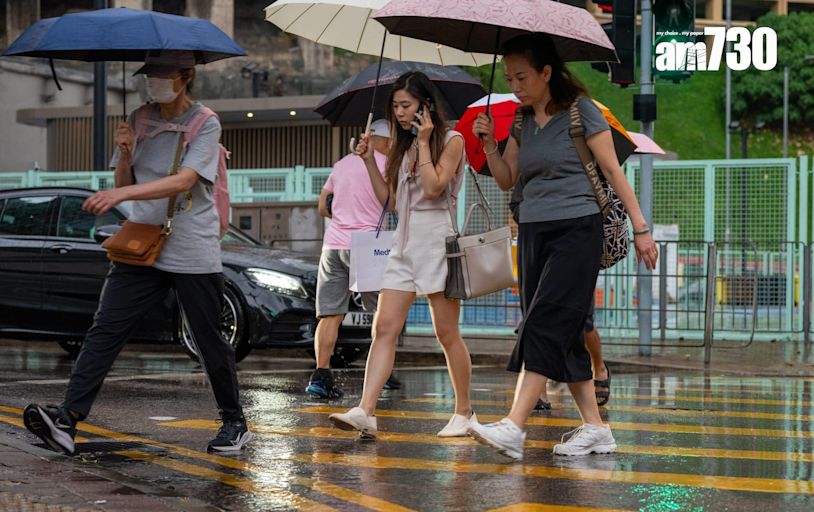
[329,71,475,438]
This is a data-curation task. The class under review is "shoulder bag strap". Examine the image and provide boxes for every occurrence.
[568,98,610,218]
[163,133,186,235]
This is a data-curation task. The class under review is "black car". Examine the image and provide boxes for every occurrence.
[0,187,372,365]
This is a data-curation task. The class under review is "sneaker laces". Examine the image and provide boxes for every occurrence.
[560,426,584,444]
[214,419,245,441]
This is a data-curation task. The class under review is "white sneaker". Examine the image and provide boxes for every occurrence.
[437,412,478,437]
[328,407,378,439]
[468,418,526,460]
[553,424,617,456]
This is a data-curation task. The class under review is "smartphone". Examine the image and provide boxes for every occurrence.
[411,103,434,136]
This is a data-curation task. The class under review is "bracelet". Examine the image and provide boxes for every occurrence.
[633,227,650,236]
[418,160,433,167]
[484,143,499,155]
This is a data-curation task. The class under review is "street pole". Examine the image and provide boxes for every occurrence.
[92,0,108,171]
[741,127,748,275]
[725,0,732,159]
[783,66,789,158]
[638,0,654,357]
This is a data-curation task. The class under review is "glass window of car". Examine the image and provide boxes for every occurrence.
[0,196,57,236]
[57,196,122,240]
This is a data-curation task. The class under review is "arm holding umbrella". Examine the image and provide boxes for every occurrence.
[587,130,658,271]
[473,113,520,191]
[354,135,392,210]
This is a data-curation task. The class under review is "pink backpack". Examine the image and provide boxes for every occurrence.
[132,103,231,238]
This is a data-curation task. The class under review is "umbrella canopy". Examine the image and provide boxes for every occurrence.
[264,0,494,66]
[3,7,246,62]
[456,94,637,173]
[373,0,617,62]
[629,132,666,155]
[315,61,486,126]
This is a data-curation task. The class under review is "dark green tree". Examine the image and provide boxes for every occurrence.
[732,12,814,130]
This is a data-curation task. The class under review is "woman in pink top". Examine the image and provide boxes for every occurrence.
[329,71,475,438]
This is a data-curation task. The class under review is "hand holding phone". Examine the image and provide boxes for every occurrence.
[411,102,434,139]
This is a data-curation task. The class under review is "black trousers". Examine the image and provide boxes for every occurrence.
[62,263,243,421]
[509,214,603,382]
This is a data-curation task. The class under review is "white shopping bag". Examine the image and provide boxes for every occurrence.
[350,230,395,292]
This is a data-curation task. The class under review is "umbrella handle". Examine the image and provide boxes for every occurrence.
[350,113,374,155]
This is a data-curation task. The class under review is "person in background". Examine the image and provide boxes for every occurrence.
[306,120,400,399]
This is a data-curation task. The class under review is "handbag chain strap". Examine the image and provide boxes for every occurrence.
[445,165,493,237]
[162,132,187,235]
[568,98,611,219]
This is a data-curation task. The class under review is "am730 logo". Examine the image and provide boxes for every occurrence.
[655,27,777,72]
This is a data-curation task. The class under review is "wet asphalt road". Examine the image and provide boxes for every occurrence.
[1,340,813,511]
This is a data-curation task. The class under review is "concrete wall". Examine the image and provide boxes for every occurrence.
[0,59,141,172]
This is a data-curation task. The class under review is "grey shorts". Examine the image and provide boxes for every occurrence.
[316,249,378,318]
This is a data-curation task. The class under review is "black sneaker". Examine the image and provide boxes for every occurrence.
[23,404,76,455]
[207,418,253,453]
[383,373,402,390]
[534,399,552,411]
[305,369,344,399]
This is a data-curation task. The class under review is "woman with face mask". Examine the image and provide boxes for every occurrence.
[22,51,252,456]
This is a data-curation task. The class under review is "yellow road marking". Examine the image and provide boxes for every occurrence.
[116,450,336,512]
[496,384,812,395]
[160,419,814,464]
[488,505,635,512]
[497,390,814,407]
[0,407,410,512]
[407,397,814,423]
[293,452,814,495]
[295,406,814,439]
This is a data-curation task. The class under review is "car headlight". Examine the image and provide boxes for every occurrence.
[245,268,308,299]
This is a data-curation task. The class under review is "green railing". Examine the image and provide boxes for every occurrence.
[2,157,809,342]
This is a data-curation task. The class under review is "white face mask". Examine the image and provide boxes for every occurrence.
[145,76,181,103]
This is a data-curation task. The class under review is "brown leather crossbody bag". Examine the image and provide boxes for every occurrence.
[101,133,185,266]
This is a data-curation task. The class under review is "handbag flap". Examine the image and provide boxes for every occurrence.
[101,221,164,257]
[455,226,512,250]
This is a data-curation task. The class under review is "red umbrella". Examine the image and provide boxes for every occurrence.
[456,94,638,173]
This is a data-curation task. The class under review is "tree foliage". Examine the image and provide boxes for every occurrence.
[732,12,814,130]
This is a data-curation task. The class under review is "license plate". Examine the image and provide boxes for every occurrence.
[342,312,373,327]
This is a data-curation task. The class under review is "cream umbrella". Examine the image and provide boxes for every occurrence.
[265,0,494,149]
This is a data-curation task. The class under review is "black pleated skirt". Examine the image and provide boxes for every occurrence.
[508,214,603,382]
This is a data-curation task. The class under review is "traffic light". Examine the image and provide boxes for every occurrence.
[653,0,696,83]
[591,0,636,87]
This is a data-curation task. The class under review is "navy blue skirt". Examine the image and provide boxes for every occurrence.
[508,214,603,382]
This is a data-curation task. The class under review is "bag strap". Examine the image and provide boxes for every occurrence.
[445,165,492,236]
[568,98,611,218]
[163,133,186,235]
[374,196,389,237]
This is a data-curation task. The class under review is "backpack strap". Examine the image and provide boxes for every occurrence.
[510,108,524,147]
[568,97,610,218]
[133,103,159,142]
[181,106,218,147]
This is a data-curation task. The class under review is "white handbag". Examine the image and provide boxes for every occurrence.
[444,167,515,300]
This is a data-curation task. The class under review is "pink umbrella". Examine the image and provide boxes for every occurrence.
[629,132,666,155]
[373,0,617,62]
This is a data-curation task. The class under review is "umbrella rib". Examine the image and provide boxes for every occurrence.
[284,3,319,33]
[315,5,344,44]
[356,12,372,54]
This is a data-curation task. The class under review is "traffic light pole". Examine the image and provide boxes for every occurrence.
[638,0,654,357]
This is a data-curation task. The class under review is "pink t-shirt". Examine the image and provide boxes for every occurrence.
[322,151,388,250]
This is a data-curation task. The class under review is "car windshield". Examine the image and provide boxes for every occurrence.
[221,226,262,247]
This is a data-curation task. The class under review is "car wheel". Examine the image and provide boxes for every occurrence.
[179,285,252,363]
[307,344,370,368]
[57,339,82,357]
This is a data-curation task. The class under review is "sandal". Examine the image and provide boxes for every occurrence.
[594,363,611,407]
[534,398,551,411]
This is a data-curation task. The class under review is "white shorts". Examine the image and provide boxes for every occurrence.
[380,209,454,297]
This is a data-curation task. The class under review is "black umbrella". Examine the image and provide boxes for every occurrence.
[315,61,486,126]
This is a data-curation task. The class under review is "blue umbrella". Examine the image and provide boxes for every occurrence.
[4,7,245,62]
[3,7,247,113]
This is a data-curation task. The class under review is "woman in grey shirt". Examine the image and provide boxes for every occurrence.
[469,34,658,461]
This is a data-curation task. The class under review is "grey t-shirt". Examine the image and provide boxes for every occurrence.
[516,96,609,223]
[111,102,222,274]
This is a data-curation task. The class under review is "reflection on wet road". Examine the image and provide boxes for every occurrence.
[1,341,813,511]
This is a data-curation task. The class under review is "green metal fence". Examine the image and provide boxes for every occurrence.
[2,156,809,342]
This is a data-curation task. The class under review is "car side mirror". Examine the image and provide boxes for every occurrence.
[93,224,121,244]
